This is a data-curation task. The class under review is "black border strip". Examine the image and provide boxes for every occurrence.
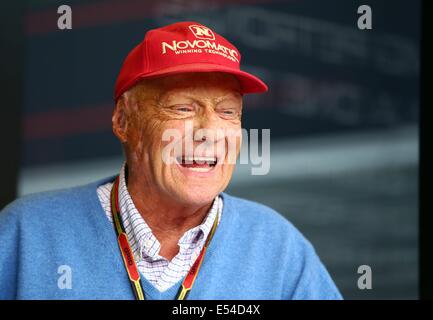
[420,0,432,300]
[0,2,23,209]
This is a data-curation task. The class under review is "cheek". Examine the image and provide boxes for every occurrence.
[223,125,242,163]
[156,120,187,163]
[127,112,165,161]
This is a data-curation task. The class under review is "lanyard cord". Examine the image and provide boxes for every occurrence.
[110,176,219,300]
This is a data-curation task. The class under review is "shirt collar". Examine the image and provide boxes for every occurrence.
[117,162,221,261]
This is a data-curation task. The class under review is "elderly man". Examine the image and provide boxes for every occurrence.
[0,22,341,300]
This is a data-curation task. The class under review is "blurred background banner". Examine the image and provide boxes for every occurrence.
[12,0,421,299]
[22,0,419,166]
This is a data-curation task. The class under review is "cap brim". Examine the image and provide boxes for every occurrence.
[118,63,268,99]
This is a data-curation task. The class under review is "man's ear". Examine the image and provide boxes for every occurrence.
[112,96,129,143]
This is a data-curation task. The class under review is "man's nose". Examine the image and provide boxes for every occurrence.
[193,108,224,143]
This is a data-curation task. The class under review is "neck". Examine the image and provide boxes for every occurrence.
[122,161,216,260]
[128,184,212,261]
[126,176,212,241]
[131,190,212,238]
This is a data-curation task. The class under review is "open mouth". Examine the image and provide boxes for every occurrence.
[176,156,218,172]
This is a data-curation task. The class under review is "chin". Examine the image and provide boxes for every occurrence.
[173,186,221,207]
[167,170,229,204]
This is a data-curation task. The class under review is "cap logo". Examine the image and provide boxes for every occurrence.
[188,25,215,40]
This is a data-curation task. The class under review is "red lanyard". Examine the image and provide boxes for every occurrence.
[110,176,219,300]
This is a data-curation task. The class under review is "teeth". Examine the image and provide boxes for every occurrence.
[178,156,217,164]
[184,156,216,162]
[187,167,212,172]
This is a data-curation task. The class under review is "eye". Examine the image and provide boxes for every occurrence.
[217,108,240,119]
[166,104,197,117]
[173,105,194,112]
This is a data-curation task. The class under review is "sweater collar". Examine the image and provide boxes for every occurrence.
[84,174,238,299]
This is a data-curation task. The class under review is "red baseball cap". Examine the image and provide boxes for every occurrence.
[114,21,268,101]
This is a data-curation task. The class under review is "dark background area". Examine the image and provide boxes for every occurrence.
[21,0,419,167]
[1,0,422,299]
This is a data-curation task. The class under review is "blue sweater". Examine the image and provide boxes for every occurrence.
[0,176,342,300]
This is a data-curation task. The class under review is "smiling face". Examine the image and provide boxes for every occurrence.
[112,72,243,208]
